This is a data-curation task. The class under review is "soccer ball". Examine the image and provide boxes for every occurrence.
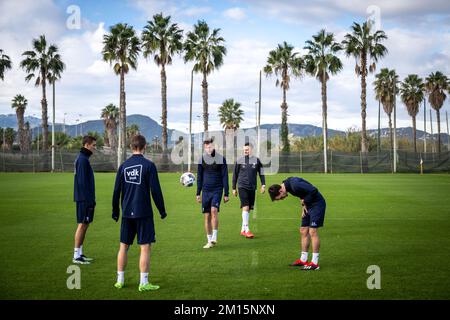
[180,172,196,187]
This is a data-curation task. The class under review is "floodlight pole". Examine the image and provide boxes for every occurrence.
[51,81,55,173]
[423,98,426,153]
[188,68,194,172]
[393,85,397,173]
[257,70,262,157]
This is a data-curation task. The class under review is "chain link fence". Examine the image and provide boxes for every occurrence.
[0,149,449,174]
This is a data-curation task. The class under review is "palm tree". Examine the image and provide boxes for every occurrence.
[126,124,140,145]
[0,49,12,81]
[142,13,183,151]
[400,75,424,153]
[264,41,303,152]
[342,22,388,155]
[11,94,28,152]
[20,35,59,151]
[184,20,226,132]
[425,71,448,153]
[102,23,141,163]
[219,98,244,131]
[373,68,398,154]
[3,128,16,151]
[304,29,343,172]
[101,103,119,153]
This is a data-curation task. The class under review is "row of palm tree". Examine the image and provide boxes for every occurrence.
[102,15,226,164]
[1,18,448,168]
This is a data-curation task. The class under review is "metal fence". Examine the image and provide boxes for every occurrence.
[1,150,449,174]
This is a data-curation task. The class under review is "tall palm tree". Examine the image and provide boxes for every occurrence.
[184,20,226,132]
[425,71,448,153]
[264,41,303,152]
[342,22,388,155]
[47,48,65,171]
[142,13,183,151]
[20,35,59,151]
[102,23,141,163]
[373,68,398,154]
[101,103,119,153]
[0,49,12,81]
[11,94,28,152]
[400,75,424,153]
[304,29,343,172]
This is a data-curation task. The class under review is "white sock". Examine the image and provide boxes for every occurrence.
[74,248,81,259]
[79,245,83,256]
[300,251,308,262]
[140,272,149,285]
[117,271,124,284]
[312,253,320,265]
[242,211,249,232]
[212,229,218,242]
[207,234,212,243]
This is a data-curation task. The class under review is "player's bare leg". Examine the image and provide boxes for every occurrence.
[138,244,159,291]
[73,223,90,264]
[211,207,219,245]
[290,227,310,267]
[115,243,128,288]
[203,213,214,248]
[302,228,320,270]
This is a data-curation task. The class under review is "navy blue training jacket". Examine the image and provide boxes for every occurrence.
[74,148,95,203]
[112,154,166,219]
[283,177,325,205]
[196,149,229,196]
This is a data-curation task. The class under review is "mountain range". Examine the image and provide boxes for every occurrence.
[0,113,448,145]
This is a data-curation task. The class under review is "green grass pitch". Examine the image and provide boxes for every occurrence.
[0,172,449,299]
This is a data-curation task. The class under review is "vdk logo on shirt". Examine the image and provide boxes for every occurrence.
[124,164,143,185]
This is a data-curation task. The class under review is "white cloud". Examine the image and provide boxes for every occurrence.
[223,7,246,21]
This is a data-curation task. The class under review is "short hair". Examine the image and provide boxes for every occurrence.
[203,137,214,145]
[244,142,253,148]
[131,134,147,150]
[268,184,282,201]
[82,135,96,146]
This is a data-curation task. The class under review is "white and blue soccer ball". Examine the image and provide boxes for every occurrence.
[180,172,196,187]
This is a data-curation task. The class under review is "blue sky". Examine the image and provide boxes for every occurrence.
[1,0,449,134]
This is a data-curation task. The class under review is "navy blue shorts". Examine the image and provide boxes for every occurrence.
[76,201,95,224]
[238,188,256,210]
[301,199,326,228]
[120,217,155,245]
[202,190,223,213]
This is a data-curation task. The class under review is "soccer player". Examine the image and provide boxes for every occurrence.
[232,142,265,238]
[73,135,97,265]
[112,135,167,292]
[196,138,229,249]
[268,177,326,270]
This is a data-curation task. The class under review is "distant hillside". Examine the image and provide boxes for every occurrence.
[1,113,448,144]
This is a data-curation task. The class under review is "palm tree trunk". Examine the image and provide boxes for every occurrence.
[281,87,289,152]
[16,109,25,152]
[321,76,328,173]
[412,115,417,153]
[202,72,209,133]
[436,109,441,153]
[388,113,393,154]
[41,70,48,151]
[160,64,168,151]
[119,69,127,163]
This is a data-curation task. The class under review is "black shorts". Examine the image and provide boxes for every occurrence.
[76,201,95,224]
[201,190,223,213]
[120,217,155,245]
[301,199,326,228]
[238,188,256,210]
